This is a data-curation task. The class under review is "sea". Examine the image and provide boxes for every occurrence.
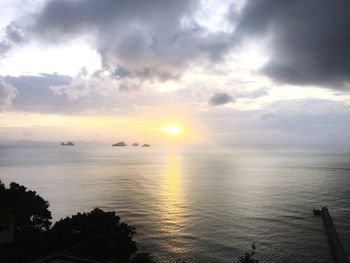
[0,144,349,262]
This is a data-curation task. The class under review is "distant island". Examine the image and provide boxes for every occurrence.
[61,141,74,146]
[112,141,127,147]
[111,142,151,147]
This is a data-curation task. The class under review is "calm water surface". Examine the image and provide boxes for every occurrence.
[0,145,349,262]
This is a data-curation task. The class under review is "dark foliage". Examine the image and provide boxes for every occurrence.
[0,180,154,263]
[0,180,5,191]
[0,181,52,231]
[0,180,52,261]
[48,208,137,260]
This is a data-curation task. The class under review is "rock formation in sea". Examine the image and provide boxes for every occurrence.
[112,141,127,147]
[142,144,151,147]
[132,143,139,146]
[61,141,74,146]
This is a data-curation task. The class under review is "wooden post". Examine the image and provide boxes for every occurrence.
[322,207,348,263]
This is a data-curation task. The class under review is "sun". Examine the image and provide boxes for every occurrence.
[159,125,183,136]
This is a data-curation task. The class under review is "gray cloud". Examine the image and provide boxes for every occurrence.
[0,76,17,110]
[118,84,140,93]
[49,68,95,100]
[0,0,233,76]
[3,0,350,93]
[30,0,350,90]
[235,87,268,99]
[258,99,350,145]
[114,66,132,79]
[201,98,350,146]
[0,21,25,57]
[234,0,350,89]
[5,73,73,112]
[260,113,276,121]
[113,65,179,82]
[5,73,158,114]
[26,0,232,81]
[209,92,234,106]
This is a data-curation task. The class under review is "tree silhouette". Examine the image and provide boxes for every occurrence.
[48,208,137,260]
[0,181,156,262]
[0,180,52,262]
[0,181,51,231]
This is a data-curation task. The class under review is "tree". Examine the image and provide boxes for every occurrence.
[0,181,156,262]
[49,208,137,260]
[0,181,52,231]
[0,180,52,262]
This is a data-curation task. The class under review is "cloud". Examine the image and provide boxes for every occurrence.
[20,0,234,81]
[2,0,350,93]
[5,73,159,114]
[29,1,186,72]
[118,84,140,93]
[50,69,94,100]
[201,98,350,146]
[0,76,17,110]
[260,113,276,121]
[235,87,268,99]
[0,21,25,57]
[209,92,234,106]
[4,73,100,113]
[234,0,350,89]
[50,67,146,99]
[113,66,132,79]
[258,99,350,145]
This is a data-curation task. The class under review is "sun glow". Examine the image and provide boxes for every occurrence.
[159,125,183,136]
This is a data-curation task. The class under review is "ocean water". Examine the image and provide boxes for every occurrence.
[0,144,349,262]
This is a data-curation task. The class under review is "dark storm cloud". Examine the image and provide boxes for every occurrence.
[209,92,234,106]
[235,0,350,89]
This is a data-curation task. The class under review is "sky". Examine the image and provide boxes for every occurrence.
[0,0,350,146]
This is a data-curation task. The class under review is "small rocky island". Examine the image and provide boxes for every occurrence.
[142,144,151,147]
[132,143,139,146]
[112,141,127,147]
[61,141,74,146]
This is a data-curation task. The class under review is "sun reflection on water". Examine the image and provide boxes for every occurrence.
[160,152,189,255]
